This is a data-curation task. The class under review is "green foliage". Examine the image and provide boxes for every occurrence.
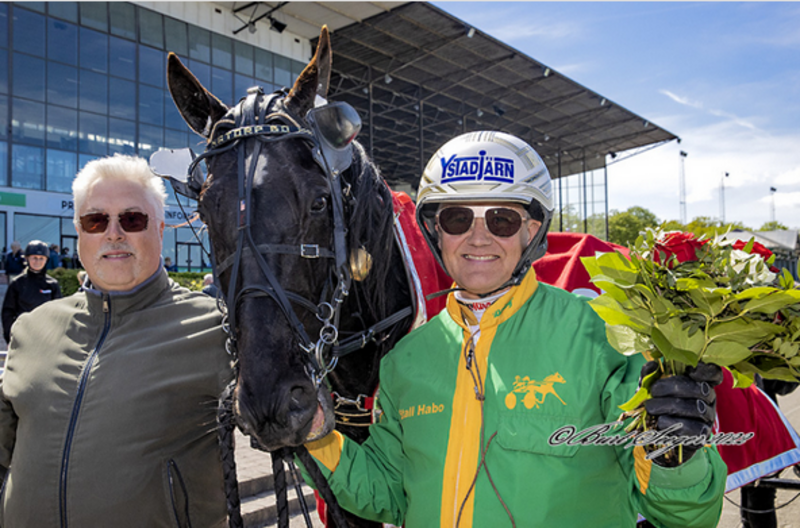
[607,206,660,246]
[168,271,206,292]
[47,268,82,296]
[45,269,207,295]
[660,216,751,240]
[581,228,800,388]
[759,221,788,231]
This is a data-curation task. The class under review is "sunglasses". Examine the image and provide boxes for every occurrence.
[437,206,527,238]
[79,212,149,234]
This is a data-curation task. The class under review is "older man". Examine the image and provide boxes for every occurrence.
[0,155,233,527]
[304,132,727,527]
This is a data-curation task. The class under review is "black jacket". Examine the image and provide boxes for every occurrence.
[2,268,62,342]
[4,252,24,276]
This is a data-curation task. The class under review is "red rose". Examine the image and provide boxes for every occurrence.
[732,240,779,272]
[654,232,707,266]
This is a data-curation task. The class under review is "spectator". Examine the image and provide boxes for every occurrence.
[0,155,233,526]
[4,242,24,277]
[164,256,178,272]
[1,240,63,343]
[47,244,61,269]
[61,247,74,269]
[202,273,218,298]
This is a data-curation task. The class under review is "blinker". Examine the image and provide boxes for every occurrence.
[149,148,205,200]
[307,102,362,177]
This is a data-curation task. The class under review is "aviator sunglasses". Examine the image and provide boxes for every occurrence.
[79,212,149,234]
[436,206,527,238]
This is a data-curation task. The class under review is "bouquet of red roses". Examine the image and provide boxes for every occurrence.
[581,229,800,423]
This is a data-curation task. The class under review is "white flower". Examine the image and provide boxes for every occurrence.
[730,249,776,285]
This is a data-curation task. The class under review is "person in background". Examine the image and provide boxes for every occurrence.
[4,242,24,278]
[61,247,74,269]
[47,244,61,269]
[0,154,233,526]
[164,256,178,272]
[202,273,218,298]
[302,132,727,527]
[2,240,62,344]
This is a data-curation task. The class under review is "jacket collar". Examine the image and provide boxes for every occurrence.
[84,267,170,316]
[446,268,539,331]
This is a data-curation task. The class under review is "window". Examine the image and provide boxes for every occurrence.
[164,128,188,150]
[46,105,78,150]
[12,98,45,146]
[109,78,136,120]
[48,2,78,24]
[138,123,162,159]
[234,41,253,76]
[14,214,60,248]
[79,27,107,73]
[139,46,164,88]
[273,55,292,88]
[79,70,108,115]
[0,50,7,93]
[108,118,135,155]
[188,60,211,88]
[165,18,188,57]
[47,18,78,65]
[235,74,256,100]
[211,33,232,69]
[138,8,163,49]
[79,111,107,155]
[255,48,273,84]
[164,90,186,131]
[12,52,46,101]
[109,3,135,40]
[79,153,99,171]
[47,62,79,107]
[139,85,163,126]
[188,26,210,63]
[79,2,107,33]
[0,4,8,49]
[211,67,232,106]
[12,8,45,57]
[47,149,77,193]
[109,36,136,80]
[0,142,7,186]
[0,95,7,140]
[12,144,45,189]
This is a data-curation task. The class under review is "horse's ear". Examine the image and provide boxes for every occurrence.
[167,52,228,138]
[286,25,332,116]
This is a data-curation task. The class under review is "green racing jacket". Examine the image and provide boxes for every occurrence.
[306,270,727,527]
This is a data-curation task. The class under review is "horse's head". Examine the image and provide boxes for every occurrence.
[164,27,363,450]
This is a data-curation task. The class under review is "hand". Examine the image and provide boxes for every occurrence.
[641,361,723,466]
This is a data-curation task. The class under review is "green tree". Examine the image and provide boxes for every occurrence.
[759,221,788,231]
[607,206,660,246]
[678,216,750,239]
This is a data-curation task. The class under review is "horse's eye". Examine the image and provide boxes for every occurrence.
[311,196,328,214]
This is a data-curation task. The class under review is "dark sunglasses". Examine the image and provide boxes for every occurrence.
[437,206,526,238]
[79,212,149,234]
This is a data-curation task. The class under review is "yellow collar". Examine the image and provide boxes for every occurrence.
[447,269,539,331]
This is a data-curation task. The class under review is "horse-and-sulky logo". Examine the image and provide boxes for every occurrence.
[505,372,567,410]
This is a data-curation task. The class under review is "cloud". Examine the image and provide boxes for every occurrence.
[659,90,761,132]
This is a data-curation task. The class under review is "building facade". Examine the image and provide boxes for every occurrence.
[0,1,310,271]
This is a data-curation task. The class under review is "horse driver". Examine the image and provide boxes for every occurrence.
[303,131,727,527]
[0,155,234,526]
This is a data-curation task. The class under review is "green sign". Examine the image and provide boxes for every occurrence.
[0,192,26,207]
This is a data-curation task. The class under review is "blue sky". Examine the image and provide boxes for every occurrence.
[434,2,800,229]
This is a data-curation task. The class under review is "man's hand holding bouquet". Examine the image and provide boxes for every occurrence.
[582,229,800,466]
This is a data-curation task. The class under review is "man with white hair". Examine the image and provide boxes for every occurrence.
[0,155,233,527]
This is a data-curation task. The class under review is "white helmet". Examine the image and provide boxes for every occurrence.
[416,131,554,287]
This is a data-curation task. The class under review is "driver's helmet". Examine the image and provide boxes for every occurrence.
[416,131,553,285]
[24,240,50,258]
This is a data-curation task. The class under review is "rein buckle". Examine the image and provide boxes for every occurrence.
[300,244,320,258]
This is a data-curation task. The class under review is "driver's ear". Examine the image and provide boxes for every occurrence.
[525,219,542,243]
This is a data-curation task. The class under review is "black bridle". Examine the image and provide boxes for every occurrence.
[188,87,355,386]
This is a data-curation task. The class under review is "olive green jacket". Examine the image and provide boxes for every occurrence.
[0,269,233,527]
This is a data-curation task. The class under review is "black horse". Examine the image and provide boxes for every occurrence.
[165,27,417,527]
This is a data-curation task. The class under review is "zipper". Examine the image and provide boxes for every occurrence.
[59,294,112,528]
